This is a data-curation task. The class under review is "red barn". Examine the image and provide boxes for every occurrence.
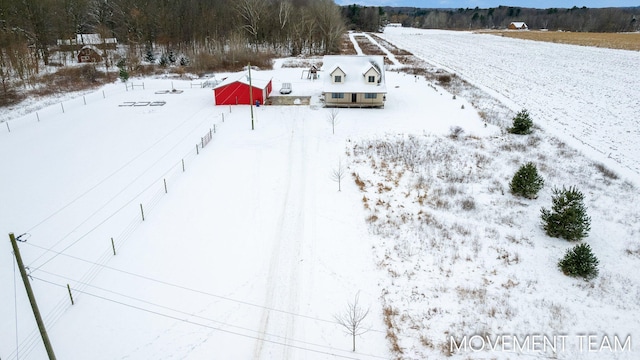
[213,72,272,105]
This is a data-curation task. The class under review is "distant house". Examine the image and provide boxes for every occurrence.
[321,55,386,108]
[508,22,529,30]
[213,71,273,106]
[77,45,103,63]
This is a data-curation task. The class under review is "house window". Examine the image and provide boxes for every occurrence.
[364,93,377,99]
[331,93,344,99]
[368,75,376,83]
[334,75,342,83]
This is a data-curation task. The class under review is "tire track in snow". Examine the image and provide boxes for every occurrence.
[253,111,306,360]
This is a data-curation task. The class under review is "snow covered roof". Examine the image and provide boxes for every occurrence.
[80,45,103,56]
[76,33,117,45]
[214,71,272,90]
[321,55,386,93]
[509,22,528,29]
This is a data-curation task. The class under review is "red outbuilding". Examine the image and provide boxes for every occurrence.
[213,72,272,106]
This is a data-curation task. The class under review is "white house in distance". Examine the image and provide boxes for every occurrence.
[322,55,386,108]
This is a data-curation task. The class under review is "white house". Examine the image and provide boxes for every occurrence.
[321,55,386,108]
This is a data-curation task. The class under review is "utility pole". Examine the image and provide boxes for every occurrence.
[9,233,57,360]
[248,62,255,130]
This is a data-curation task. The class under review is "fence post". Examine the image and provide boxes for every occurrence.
[196,144,199,155]
[222,113,224,122]
[61,103,65,113]
[111,237,116,255]
[103,90,105,99]
[83,96,86,105]
[6,122,10,133]
[66,284,74,305]
[182,159,185,172]
[140,203,145,221]
[164,179,168,194]
[36,112,40,122]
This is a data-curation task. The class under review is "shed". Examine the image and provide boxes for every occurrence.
[508,22,528,30]
[213,72,273,105]
[78,45,103,63]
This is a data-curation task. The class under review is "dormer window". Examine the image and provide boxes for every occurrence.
[334,75,342,83]
[368,75,375,83]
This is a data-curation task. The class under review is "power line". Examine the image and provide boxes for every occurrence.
[32,276,391,360]
[25,242,388,334]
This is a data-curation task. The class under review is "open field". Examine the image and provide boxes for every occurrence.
[484,30,640,51]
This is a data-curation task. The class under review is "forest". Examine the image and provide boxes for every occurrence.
[1,1,639,106]
[381,5,640,32]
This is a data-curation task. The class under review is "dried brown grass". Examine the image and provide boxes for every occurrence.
[486,30,640,51]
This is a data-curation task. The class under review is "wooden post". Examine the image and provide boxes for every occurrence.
[140,203,145,221]
[83,96,86,105]
[61,103,65,113]
[37,112,40,122]
[182,159,185,172]
[103,90,105,98]
[6,122,10,133]
[196,144,199,155]
[66,284,74,305]
[111,237,116,255]
[9,233,57,360]
[164,179,168,194]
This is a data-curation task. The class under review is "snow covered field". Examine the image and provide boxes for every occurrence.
[1,30,639,360]
[379,27,640,182]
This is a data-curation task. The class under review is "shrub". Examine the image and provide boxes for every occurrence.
[119,68,129,82]
[510,162,544,199]
[509,109,533,135]
[558,243,599,280]
[541,186,591,241]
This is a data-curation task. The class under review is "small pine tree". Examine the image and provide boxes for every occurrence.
[119,68,129,82]
[159,54,168,67]
[144,46,156,63]
[509,109,533,135]
[510,162,544,199]
[541,186,591,241]
[168,50,177,64]
[558,243,599,280]
[179,56,190,66]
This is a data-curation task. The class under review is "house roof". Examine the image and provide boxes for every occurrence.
[214,71,272,90]
[321,55,386,94]
[510,22,528,28]
[80,45,103,56]
[77,33,117,45]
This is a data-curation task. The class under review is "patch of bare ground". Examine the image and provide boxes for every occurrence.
[483,30,640,51]
[353,35,386,56]
[369,34,413,56]
[340,33,358,55]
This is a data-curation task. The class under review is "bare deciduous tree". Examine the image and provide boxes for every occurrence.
[331,158,346,192]
[327,108,340,135]
[334,292,370,351]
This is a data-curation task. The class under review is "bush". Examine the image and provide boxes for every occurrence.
[541,186,591,241]
[509,109,533,135]
[119,68,129,82]
[558,243,599,280]
[510,162,544,199]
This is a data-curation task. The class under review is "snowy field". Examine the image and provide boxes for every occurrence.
[379,27,640,182]
[1,30,639,360]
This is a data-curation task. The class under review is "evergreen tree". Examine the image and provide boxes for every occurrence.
[558,243,599,280]
[541,186,591,241]
[509,109,533,135]
[145,47,156,63]
[510,162,544,199]
[119,68,129,82]
[159,54,169,67]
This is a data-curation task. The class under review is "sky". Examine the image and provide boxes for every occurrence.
[335,0,640,8]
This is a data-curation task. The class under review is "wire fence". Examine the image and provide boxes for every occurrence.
[9,117,223,360]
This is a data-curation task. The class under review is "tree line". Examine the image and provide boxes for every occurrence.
[381,6,639,32]
[0,0,345,96]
